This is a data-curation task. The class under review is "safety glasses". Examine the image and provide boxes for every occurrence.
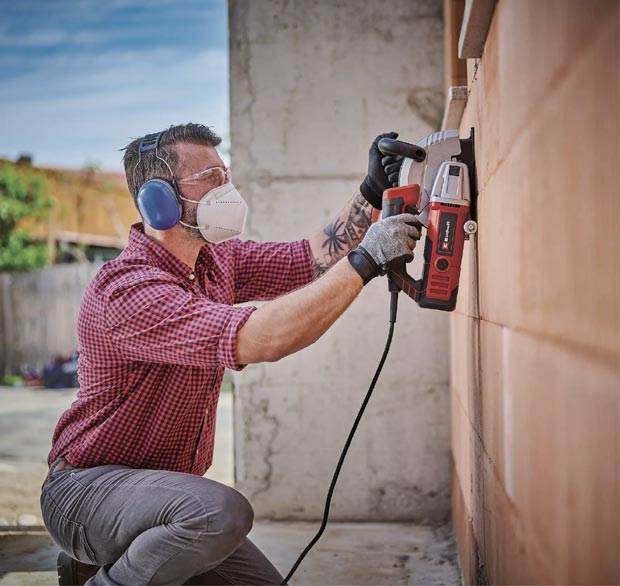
[177,166,231,189]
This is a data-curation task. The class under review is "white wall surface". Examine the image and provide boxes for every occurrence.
[229,0,449,521]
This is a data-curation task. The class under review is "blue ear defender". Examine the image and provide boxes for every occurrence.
[137,179,181,230]
[134,132,182,230]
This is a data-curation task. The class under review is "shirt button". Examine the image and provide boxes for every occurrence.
[188,273,196,281]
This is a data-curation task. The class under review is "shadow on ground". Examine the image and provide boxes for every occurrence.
[0,530,59,585]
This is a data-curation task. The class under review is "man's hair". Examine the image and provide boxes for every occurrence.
[122,123,222,205]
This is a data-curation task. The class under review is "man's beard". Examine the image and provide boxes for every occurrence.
[179,202,207,243]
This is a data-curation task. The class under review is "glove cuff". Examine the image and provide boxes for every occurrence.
[347,246,384,285]
[359,179,383,210]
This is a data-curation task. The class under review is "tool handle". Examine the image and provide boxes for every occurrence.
[405,206,424,235]
[380,184,424,300]
[382,185,423,234]
[387,257,423,299]
[378,138,426,162]
[385,209,423,293]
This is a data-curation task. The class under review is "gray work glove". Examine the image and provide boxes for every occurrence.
[347,213,420,285]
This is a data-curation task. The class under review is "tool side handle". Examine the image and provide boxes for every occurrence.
[378,138,426,162]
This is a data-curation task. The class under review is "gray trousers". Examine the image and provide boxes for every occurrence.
[40,459,285,585]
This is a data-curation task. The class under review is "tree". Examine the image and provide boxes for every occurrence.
[0,162,53,272]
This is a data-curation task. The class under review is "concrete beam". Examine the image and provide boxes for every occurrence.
[441,86,469,130]
[458,0,497,58]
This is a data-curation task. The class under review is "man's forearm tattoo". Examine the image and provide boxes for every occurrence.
[312,194,373,278]
[322,219,348,256]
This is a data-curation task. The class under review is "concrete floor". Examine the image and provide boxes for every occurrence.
[0,387,460,585]
[0,522,459,585]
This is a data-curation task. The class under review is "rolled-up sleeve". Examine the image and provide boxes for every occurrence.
[104,273,256,370]
[230,239,315,304]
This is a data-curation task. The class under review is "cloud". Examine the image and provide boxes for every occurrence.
[0,0,229,170]
[1,0,226,53]
[0,48,229,169]
[0,47,228,102]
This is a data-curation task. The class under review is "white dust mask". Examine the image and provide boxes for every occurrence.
[179,182,248,243]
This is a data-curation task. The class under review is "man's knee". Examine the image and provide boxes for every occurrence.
[216,486,254,543]
[188,482,254,542]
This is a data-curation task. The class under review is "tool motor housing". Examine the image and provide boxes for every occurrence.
[378,154,476,312]
[418,161,471,310]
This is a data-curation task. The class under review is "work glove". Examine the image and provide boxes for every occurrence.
[347,213,420,285]
[359,131,404,209]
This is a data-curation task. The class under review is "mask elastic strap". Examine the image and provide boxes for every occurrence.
[178,220,201,230]
[177,193,201,204]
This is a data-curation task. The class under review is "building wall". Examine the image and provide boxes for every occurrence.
[229,0,450,521]
[450,1,619,583]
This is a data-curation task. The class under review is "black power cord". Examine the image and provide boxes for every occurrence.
[281,291,400,585]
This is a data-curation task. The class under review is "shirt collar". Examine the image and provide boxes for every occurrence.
[127,223,213,279]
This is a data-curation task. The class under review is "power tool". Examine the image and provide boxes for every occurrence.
[377,128,478,311]
[283,129,478,584]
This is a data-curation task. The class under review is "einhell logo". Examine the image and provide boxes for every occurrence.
[442,220,451,250]
[437,212,458,256]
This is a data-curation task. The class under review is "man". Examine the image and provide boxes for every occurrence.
[41,123,418,585]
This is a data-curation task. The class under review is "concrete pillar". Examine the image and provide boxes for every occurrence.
[229,0,448,521]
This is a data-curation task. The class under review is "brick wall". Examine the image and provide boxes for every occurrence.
[450,1,619,583]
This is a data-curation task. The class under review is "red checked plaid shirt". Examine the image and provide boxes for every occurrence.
[49,224,314,475]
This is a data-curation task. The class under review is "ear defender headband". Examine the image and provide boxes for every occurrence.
[135,132,182,230]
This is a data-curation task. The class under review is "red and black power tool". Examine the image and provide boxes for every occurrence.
[282,129,479,586]
[376,129,478,312]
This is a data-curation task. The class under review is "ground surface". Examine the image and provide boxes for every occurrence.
[0,386,460,585]
[0,386,234,528]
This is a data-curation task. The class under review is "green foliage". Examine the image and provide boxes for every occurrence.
[0,163,53,272]
[1,374,23,386]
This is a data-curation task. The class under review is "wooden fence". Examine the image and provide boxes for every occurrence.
[0,263,102,377]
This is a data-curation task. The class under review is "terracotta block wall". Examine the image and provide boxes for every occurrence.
[450,1,619,584]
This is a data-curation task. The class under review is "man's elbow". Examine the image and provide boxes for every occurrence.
[237,344,282,364]
[237,331,289,364]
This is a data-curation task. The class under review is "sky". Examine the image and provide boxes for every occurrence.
[0,0,229,171]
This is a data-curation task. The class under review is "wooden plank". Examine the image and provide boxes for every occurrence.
[53,230,128,249]
[441,85,468,130]
[0,264,102,374]
[444,0,468,89]
[458,0,497,58]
